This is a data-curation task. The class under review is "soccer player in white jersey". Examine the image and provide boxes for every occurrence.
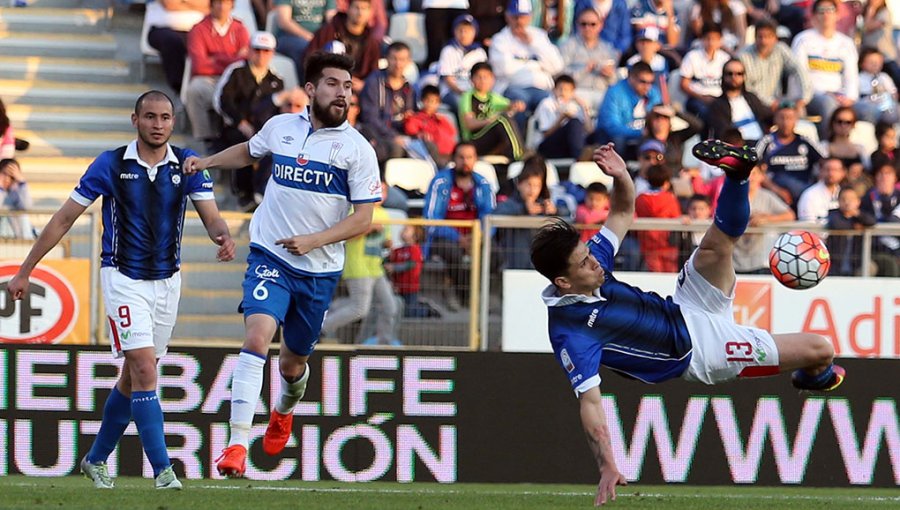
[7,90,236,489]
[183,52,382,477]
[531,140,845,506]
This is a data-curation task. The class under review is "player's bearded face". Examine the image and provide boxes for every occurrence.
[312,93,348,127]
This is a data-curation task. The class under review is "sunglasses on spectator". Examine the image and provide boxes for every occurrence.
[724,70,744,76]
[835,118,855,125]
[579,21,599,27]
[636,78,655,85]
[641,152,664,161]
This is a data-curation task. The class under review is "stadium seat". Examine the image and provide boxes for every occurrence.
[385,157,435,193]
[388,12,427,66]
[233,0,259,33]
[271,54,299,90]
[507,159,560,187]
[850,120,877,156]
[666,69,686,111]
[568,161,613,189]
[139,1,163,82]
[383,207,409,248]
[180,57,191,106]
[265,9,277,33]
[524,115,540,150]
[473,160,499,194]
[794,119,820,144]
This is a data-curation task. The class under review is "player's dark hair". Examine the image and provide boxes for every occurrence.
[585,182,608,195]
[420,84,440,100]
[470,62,493,79]
[134,90,174,115]
[875,120,895,142]
[646,164,672,188]
[305,51,355,86]
[628,61,653,79]
[531,218,582,282]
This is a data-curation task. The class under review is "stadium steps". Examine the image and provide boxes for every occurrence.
[0,7,106,33]
[15,128,189,157]
[174,313,245,339]
[0,79,147,108]
[0,31,116,58]
[17,156,93,183]
[0,55,130,83]
[8,104,133,131]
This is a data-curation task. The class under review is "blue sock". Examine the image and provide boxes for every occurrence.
[131,391,170,477]
[795,364,835,388]
[713,177,750,238]
[86,386,131,464]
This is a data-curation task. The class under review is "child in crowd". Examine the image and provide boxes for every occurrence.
[533,74,593,159]
[635,164,682,272]
[404,85,458,168]
[575,182,610,242]
[387,225,437,318]
[679,193,712,264]
[870,121,900,175]
[856,47,899,124]
[827,187,879,276]
[438,14,488,112]
[458,62,526,161]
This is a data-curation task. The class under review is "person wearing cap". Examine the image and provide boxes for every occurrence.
[423,0,470,67]
[573,0,633,53]
[739,18,812,113]
[755,100,825,205]
[185,0,250,153]
[559,7,620,111]
[594,61,661,157]
[305,0,381,94]
[634,138,666,195]
[643,104,704,171]
[488,0,565,121]
[629,0,680,48]
[438,13,488,112]
[214,31,287,210]
[625,27,668,96]
[146,0,210,95]
[271,0,337,83]
[706,58,772,144]
[679,22,730,119]
[791,0,859,138]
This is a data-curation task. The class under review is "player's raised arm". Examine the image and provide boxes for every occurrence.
[579,386,627,506]
[593,143,635,242]
[7,198,87,300]
[184,141,258,174]
[193,199,236,262]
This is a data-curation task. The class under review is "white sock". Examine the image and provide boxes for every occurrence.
[274,364,310,415]
[228,351,266,448]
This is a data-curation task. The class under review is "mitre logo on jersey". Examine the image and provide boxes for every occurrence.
[587,308,598,328]
[119,173,139,180]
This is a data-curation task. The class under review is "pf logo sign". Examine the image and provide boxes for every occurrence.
[0,263,78,344]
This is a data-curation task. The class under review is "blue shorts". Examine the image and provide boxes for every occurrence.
[240,247,340,356]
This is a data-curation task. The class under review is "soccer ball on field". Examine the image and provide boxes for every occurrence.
[768,230,831,289]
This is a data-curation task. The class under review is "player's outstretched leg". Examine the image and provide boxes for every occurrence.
[692,139,759,181]
[773,333,846,392]
[263,346,311,456]
[81,366,134,489]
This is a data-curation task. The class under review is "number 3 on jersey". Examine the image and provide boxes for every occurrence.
[253,280,269,300]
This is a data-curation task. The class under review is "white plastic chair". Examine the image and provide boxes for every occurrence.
[387,12,427,66]
[507,160,560,187]
[524,115,540,150]
[139,1,163,81]
[850,120,877,156]
[473,160,499,194]
[271,53,299,90]
[568,161,613,188]
[794,119,820,144]
[384,158,435,194]
[265,9,277,33]
[232,0,258,33]
[383,207,409,248]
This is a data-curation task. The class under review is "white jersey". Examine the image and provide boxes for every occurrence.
[791,29,859,100]
[247,111,381,276]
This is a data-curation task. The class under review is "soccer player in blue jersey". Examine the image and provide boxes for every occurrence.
[530,140,846,506]
[6,90,236,489]
[183,52,382,478]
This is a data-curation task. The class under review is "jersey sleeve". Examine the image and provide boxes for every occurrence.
[183,148,215,201]
[70,152,112,206]
[348,137,381,204]
[587,227,620,273]
[247,116,277,158]
[549,314,604,396]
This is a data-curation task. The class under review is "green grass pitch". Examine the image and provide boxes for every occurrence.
[0,476,898,509]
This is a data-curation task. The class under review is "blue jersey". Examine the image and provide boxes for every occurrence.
[542,229,692,394]
[71,141,215,280]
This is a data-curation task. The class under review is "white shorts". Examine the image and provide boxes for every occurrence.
[673,253,779,385]
[100,267,181,359]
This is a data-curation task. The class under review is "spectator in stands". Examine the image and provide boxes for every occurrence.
[678,193,711,264]
[744,0,804,39]
[855,47,899,125]
[595,62,661,158]
[707,58,772,143]
[253,84,309,123]
[305,0,381,94]
[185,0,250,153]
[574,0,632,53]
[644,104,703,172]
[424,0,470,67]
[469,0,506,47]
[0,159,33,239]
[756,101,824,205]
[629,0,680,49]
[862,0,900,86]
[488,0,565,120]
[387,225,437,318]
[679,22,729,120]
[870,121,900,176]
[792,0,859,138]
[323,182,399,344]
[438,14,488,112]
[423,142,496,311]
[733,165,795,274]
[575,181,610,242]
[559,7,620,111]
[861,164,900,271]
[0,98,16,160]
[625,27,668,97]
[635,163,681,272]
[739,18,812,113]
[533,74,592,160]
[634,138,665,195]
[688,0,747,51]
[215,32,286,210]
[147,0,209,95]
[827,187,879,276]
[494,154,566,269]
[360,42,416,164]
[797,157,845,223]
[824,106,870,175]
[458,62,526,161]
[404,85,458,168]
[272,0,337,83]
[334,0,387,41]
[685,128,744,209]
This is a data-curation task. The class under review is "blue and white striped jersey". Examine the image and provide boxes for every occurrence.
[71,141,214,280]
[543,228,693,394]
[246,110,381,276]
